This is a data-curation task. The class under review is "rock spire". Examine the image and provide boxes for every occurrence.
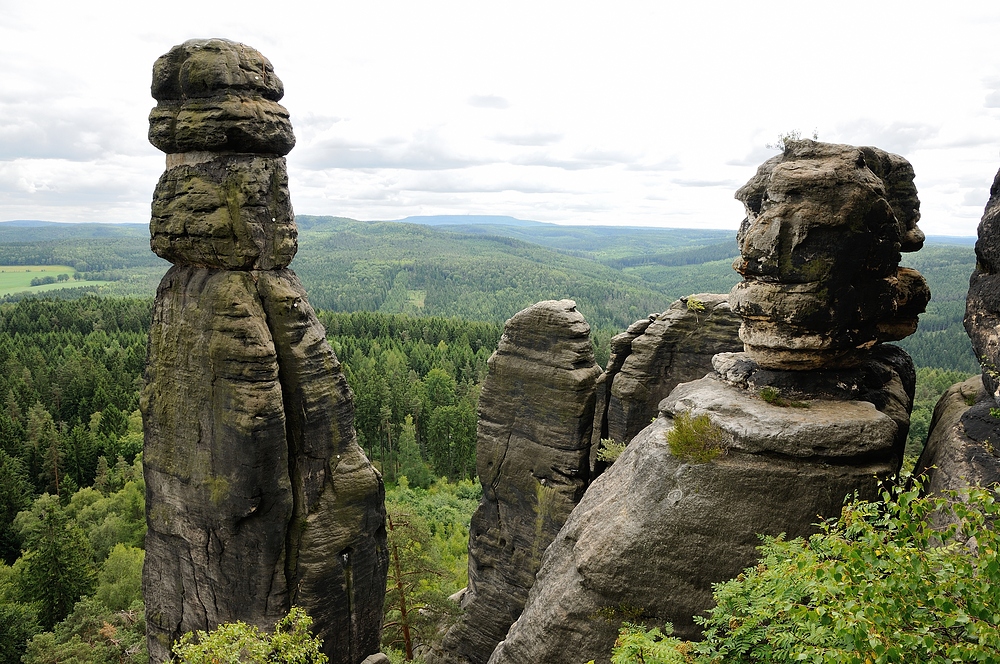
[141,39,387,664]
[426,300,601,664]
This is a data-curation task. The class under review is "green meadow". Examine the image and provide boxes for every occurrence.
[0,265,110,296]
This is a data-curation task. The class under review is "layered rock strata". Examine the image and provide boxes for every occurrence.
[596,294,741,458]
[731,140,929,369]
[141,39,387,664]
[427,300,601,664]
[488,141,926,664]
[918,166,1000,491]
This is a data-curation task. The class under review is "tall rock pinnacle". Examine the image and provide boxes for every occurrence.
[141,39,387,664]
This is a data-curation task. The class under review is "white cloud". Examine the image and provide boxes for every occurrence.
[467,95,509,110]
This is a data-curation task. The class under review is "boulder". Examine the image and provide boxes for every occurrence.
[488,404,898,664]
[149,39,293,155]
[915,376,1000,494]
[427,300,601,664]
[150,154,297,270]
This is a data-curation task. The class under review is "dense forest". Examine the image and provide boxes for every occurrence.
[0,219,986,662]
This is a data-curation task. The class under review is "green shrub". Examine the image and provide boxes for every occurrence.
[665,413,726,463]
[597,439,627,463]
[173,607,326,664]
[605,483,1000,663]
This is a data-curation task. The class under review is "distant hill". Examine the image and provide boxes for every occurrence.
[0,217,981,372]
[392,214,546,227]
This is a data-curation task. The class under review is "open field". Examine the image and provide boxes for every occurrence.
[0,265,110,296]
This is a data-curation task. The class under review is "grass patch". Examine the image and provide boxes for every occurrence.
[406,289,426,308]
[759,386,810,408]
[666,412,726,463]
[0,265,111,297]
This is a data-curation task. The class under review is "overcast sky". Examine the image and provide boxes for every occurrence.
[1,1,998,235]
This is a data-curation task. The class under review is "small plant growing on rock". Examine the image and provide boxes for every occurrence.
[759,386,810,409]
[685,296,706,322]
[666,412,726,463]
[597,439,627,463]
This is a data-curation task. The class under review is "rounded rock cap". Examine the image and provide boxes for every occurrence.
[151,38,284,102]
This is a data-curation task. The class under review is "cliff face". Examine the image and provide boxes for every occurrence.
[426,300,601,664]
[917,165,1000,490]
[487,141,926,664]
[141,39,387,664]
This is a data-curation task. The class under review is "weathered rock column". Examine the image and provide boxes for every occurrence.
[488,141,928,664]
[426,300,601,664]
[141,39,387,664]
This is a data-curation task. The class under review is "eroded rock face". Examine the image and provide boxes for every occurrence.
[732,140,929,370]
[966,167,1000,405]
[600,294,741,451]
[142,39,386,664]
[915,376,1000,494]
[427,300,601,664]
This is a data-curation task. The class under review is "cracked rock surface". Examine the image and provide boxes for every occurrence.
[426,300,601,664]
[141,39,386,664]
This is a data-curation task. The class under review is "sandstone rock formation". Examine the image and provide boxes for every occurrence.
[731,140,929,370]
[426,300,601,664]
[597,294,741,456]
[966,167,1000,405]
[141,39,387,664]
[488,141,926,664]
[917,165,1000,492]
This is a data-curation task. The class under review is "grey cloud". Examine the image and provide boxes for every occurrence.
[832,119,938,155]
[297,134,487,171]
[726,145,777,167]
[986,90,1000,108]
[513,148,675,171]
[671,178,740,188]
[402,174,567,195]
[962,189,989,207]
[468,95,509,109]
[492,131,563,146]
[0,102,145,161]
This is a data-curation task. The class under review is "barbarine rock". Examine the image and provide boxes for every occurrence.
[426,300,601,664]
[731,140,929,369]
[141,39,387,664]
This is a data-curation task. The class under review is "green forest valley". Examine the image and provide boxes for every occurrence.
[0,218,990,664]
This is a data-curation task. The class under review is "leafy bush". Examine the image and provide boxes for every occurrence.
[597,439,627,463]
[172,607,326,664]
[605,483,1000,663]
[665,413,726,463]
